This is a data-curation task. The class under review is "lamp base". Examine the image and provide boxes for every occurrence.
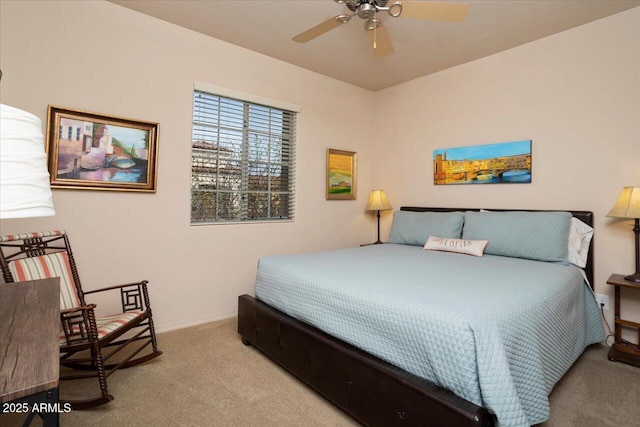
[624,273,640,283]
[630,219,640,283]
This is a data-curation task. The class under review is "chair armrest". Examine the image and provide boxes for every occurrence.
[60,303,99,346]
[83,281,150,313]
[83,280,149,295]
[60,303,97,315]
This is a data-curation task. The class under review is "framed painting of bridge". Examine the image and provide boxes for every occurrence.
[433,140,531,185]
[46,105,159,192]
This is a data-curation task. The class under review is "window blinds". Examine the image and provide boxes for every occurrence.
[191,90,296,224]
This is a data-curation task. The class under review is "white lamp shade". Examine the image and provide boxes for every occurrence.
[366,190,392,211]
[607,187,640,219]
[1,104,55,219]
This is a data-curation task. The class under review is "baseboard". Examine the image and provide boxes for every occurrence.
[155,310,237,334]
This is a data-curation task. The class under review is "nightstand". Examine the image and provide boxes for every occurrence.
[607,274,640,367]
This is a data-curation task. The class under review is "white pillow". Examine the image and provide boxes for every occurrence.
[424,236,488,257]
[568,217,593,268]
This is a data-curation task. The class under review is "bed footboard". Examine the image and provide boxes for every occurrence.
[238,294,495,427]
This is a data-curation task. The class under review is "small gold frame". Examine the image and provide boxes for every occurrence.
[326,148,357,200]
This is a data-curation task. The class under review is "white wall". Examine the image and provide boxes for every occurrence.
[0,0,377,331]
[373,7,640,329]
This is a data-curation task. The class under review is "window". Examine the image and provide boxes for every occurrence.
[191,88,297,224]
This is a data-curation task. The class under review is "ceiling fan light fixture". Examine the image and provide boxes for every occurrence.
[364,18,382,31]
[336,14,352,24]
[294,0,467,58]
[388,2,403,18]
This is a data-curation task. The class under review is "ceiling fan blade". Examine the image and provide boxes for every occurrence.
[400,2,470,22]
[366,24,394,58]
[292,16,345,43]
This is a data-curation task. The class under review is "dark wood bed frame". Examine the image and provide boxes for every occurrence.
[238,207,594,427]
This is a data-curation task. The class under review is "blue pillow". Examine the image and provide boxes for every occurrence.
[462,211,572,263]
[388,211,464,246]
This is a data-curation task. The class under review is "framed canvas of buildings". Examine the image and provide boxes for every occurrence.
[326,148,357,200]
[46,106,159,192]
[433,140,532,185]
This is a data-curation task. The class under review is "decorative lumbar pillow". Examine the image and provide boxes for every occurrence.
[567,217,593,268]
[388,211,464,246]
[423,236,488,257]
[462,210,572,263]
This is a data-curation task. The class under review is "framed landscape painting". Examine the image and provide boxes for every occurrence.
[433,140,532,185]
[326,148,357,200]
[46,106,159,192]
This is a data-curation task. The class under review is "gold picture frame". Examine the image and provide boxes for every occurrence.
[46,105,159,192]
[326,148,357,200]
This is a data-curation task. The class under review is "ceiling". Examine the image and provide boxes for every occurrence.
[109,0,640,91]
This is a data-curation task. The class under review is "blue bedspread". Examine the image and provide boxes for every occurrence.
[255,244,604,426]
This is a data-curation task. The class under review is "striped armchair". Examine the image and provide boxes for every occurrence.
[0,231,162,409]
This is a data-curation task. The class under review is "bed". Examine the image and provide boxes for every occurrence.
[237,207,604,427]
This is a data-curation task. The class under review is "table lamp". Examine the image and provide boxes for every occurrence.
[1,103,55,219]
[607,186,640,283]
[366,189,392,244]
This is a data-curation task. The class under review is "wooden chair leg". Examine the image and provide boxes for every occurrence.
[91,342,111,403]
[142,289,160,353]
[148,315,160,353]
[69,311,113,409]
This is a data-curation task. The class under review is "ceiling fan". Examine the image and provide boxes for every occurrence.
[292,0,470,58]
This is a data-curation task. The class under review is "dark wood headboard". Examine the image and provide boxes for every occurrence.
[400,207,595,289]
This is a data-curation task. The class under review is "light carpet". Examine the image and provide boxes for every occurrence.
[3,317,639,426]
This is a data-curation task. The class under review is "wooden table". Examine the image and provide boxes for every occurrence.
[1,278,61,426]
[607,274,640,367]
